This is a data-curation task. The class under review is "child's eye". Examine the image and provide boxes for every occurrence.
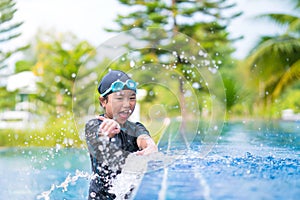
[113,96,124,101]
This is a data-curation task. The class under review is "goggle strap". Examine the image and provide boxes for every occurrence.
[100,79,137,96]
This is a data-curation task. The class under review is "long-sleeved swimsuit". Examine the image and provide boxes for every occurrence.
[85,117,150,199]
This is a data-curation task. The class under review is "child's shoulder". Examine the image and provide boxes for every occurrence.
[126,120,144,127]
[126,120,149,133]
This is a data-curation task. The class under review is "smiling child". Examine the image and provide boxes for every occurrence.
[85,70,157,199]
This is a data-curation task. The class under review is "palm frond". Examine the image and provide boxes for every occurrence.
[272,59,300,98]
[257,13,299,26]
[288,17,300,34]
[247,36,300,69]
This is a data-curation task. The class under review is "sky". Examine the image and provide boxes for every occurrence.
[7,0,297,65]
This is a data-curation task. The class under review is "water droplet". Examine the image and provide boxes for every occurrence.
[208,67,217,74]
[90,192,97,198]
[214,125,218,131]
[184,90,192,97]
[54,76,61,82]
[192,82,201,89]
[130,60,135,67]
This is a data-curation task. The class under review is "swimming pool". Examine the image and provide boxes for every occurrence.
[0,120,299,199]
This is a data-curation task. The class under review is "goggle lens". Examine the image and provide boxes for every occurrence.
[126,80,136,89]
[113,81,125,91]
[101,79,137,96]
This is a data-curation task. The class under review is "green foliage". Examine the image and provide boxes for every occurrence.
[246,2,300,114]
[257,9,300,36]
[219,61,254,119]
[109,0,241,69]
[105,0,241,119]
[30,32,96,116]
[0,0,29,71]
[14,60,35,73]
[2,1,300,149]
[271,81,300,116]
[0,115,85,148]
[222,77,240,110]
[0,87,17,111]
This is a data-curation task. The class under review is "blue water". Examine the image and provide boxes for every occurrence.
[0,120,299,199]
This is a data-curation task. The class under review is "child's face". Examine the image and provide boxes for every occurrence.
[102,90,136,124]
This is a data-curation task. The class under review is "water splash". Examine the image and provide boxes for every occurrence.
[36,170,90,200]
[110,152,173,199]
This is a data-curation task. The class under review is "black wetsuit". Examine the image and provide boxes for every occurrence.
[85,117,150,200]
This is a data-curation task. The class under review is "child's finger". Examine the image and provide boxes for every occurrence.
[107,122,120,134]
[135,149,145,155]
[110,128,120,135]
[99,118,112,130]
[98,118,120,137]
[98,116,106,121]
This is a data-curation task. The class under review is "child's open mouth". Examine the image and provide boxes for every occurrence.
[118,110,131,119]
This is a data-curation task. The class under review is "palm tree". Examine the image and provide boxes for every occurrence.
[246,0,300,110]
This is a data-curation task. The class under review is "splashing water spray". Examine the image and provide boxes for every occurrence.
[36,170,90,200]
[37,27,225,199]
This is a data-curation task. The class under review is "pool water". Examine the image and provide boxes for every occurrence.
[0,120,299,199]
[0,147,90,199]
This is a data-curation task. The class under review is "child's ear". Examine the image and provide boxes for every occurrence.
[99,96,107,108]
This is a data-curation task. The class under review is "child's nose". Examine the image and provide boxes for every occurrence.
[122,98,130,107]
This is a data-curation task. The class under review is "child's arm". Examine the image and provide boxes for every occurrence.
[97,116,120,138]
[136,134,158,155]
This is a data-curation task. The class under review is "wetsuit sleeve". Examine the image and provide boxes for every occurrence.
[85,119,121,200]
[85,119,102,158]
[135,122,150,137]
[85,118,129,166]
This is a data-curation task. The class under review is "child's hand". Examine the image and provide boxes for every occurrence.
[136,134,158,155]
[97,116,121,138]
[136,144,158,155]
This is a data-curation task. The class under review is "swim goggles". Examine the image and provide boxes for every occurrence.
[101,79,137,96]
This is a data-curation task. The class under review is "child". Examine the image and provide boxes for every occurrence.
[85,70,158,199]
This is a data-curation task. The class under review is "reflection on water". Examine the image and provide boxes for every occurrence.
[0,121,299,199]
[219,120,300,151]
